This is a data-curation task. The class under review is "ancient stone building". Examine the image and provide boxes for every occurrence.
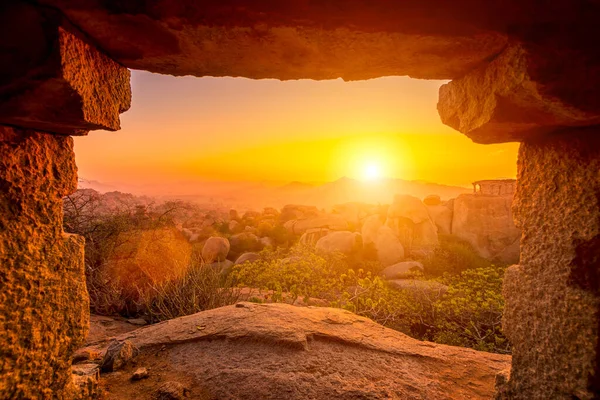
[473,179,516,196]
[1,1,599,399]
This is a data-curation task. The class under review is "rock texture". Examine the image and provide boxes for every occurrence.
[500,130,600,399]
[426,203,453,235]
[285,215,348,235]
[452,194,521,263]
[36,0,510,81]
[372,226,406,267]
[85,302,510,400]
[438,44,600,144]
[385,195,439,255]
[0,127,88,398]
[0,3,131,135]
[382,261,424,280]
[201,236,230,263]
[315,231,362,257]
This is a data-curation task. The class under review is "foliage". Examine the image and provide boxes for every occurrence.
[142,256,241,322]
[422,234,493,277]
[230,245,509,354]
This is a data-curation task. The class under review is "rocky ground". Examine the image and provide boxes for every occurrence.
[76,303,510,399]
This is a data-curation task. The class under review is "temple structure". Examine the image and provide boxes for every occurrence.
[473,179,517,196]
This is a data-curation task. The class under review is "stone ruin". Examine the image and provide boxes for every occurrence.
[1,1,599,399]
[473,179,516,196]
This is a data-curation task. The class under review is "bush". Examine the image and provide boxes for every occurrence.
[142,256,241,322]
[230,245,510,354]
[422,234,493,277]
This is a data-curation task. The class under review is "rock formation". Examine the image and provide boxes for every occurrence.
[0,127,88,398]
[284,215,349,235]
[385,195,439,256]
[2,1,600,397]
[452,194,521,263]
[201,237,230,264]
[382,261,425,280]
[315,231,363,257]
[80,302,510,399]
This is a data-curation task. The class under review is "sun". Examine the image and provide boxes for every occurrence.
[362,162,383,181]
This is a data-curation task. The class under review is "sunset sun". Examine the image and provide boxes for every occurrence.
[362,162,383,181]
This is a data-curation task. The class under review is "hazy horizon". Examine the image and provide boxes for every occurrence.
[74,71,519,187]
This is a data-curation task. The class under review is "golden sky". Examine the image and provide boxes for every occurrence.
[74,71,518,187]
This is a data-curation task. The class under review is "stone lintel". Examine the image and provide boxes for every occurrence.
[0,3,131,135]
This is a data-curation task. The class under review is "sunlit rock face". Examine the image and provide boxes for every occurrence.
[0,126,88,398]
[385,195,438,256]
[452,194,521,263]
[81,302,511,399]
[500,129,600,399]
[438,44,600,144]
[0,3,131,135]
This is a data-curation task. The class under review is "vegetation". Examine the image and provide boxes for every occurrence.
[63,189,509,354]
[230,245,509,354]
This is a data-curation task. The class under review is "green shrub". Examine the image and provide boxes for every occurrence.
[422,234,493,277]
[230,245,510,354]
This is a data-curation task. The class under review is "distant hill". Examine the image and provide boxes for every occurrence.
[78,177,470,210]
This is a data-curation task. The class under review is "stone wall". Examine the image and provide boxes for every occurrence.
[0,127,89,398]
[500,129,600,399]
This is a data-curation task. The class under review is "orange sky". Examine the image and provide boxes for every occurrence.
[74,71,518,187]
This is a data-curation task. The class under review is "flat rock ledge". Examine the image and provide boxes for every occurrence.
[82,302,510,399]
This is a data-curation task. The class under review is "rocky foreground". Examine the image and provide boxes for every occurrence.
[76,303,510,399]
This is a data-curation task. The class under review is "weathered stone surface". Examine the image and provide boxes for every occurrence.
[285,215,349,235]
[373,226,405,267]
[101,340,138,372]
[234,252,260,265]
[315,231,363,257]
[85,302,510,399]
[438,44,600,144]
[424,194,442,206]
[0,126,88,398]
[386,195,438,255]
[0,3,131,135]
[426,203,453,235]
[361,214,384,245]
[36,0,510,80]
[501,129,600,399]
[382,261,424,280]
[452,193,521,262]
[298,228,330,246]
[201,236,230,263]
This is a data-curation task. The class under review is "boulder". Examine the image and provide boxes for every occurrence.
[361,214,384,245]
[423,194,442,206]
[88,303,510,400]
[205,260,235,276]
[315,231,362,256]
[382,261,424,280]
[426,204,453,235]
[451,194,521,260]
[259,237,274,248]
[228,220,240,233]
[235,252,260,265]
[385,195,438,255]
[155,381,189,400]
[299,228,330,246]
[373,226,405,267]
[100,340,137,372]
[229,232,263,258]
[201,237,230,264]
[285,215,349,235]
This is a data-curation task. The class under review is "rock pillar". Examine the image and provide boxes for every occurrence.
[0,126,89,398]
[500,129,600,399]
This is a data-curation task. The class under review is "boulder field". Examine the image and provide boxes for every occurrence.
[78,302,511,399]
